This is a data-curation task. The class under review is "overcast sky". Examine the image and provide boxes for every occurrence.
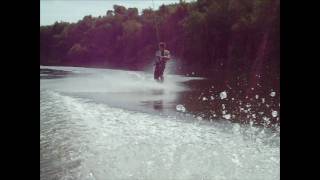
[40,0,195,26]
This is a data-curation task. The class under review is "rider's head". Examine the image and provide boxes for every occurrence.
[159,42,165,51]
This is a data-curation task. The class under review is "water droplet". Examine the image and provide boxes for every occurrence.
[270,92,276,97]
[220,91,227,99]
[272,110,278,117]
[176,104,186,112]
[223,114,231,119]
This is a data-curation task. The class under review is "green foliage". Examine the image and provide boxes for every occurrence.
[113,5,127,16]
[67,43,88,62]
[127,8,139,18]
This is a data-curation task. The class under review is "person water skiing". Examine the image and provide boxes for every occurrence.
[154,42,170,82]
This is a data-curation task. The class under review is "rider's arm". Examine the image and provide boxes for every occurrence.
[162,50,170,61]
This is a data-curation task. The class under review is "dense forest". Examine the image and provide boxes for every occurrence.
[40,0,279,94]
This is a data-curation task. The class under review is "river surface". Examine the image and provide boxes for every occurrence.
[40,66,280,180]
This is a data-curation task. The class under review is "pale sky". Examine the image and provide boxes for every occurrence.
[40,0,195,26]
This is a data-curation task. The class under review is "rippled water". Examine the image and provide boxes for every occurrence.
[40,66,279,180]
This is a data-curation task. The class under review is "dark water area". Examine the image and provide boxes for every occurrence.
[176,79,279,128]
[40,68,74,79]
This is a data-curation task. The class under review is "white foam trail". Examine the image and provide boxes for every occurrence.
[41,66,202,93]
[41,90,279,180]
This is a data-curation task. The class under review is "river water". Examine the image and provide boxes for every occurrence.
[40,66,279,180]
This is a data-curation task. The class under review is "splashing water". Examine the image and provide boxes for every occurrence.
[223,114,231,120]
[176,104,186,113]
[41,66,279,180]
[270,92,276,97]
[202,97,208,101]
[271,110,278,117]
[220,91,227,100]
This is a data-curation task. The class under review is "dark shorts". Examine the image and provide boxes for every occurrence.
[154,62,166,80]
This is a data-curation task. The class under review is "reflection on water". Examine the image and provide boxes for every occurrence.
[40,68,71,79]
[151,89,164,111]
[151,89,164,95]
[152,100,163,111]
